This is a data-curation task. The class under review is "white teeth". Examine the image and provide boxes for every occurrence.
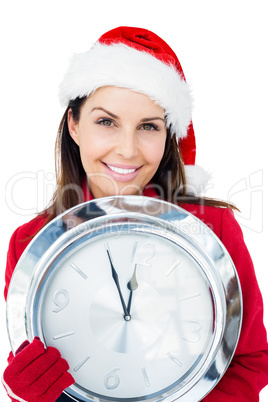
[107,164,137,174]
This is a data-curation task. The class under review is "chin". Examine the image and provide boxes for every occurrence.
[118,185,143,197]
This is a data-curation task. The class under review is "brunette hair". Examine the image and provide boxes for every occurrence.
[43,96,237,224]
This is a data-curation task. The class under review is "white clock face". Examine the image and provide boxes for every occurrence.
[40,230,214,400]
[7,197,242,401]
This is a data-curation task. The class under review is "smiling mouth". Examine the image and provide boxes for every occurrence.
[104,163,140,175]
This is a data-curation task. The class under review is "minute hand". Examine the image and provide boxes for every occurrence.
[106,247,130,321]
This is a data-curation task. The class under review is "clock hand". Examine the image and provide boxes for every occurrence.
[127,264,138,315]
[105,244,131,321]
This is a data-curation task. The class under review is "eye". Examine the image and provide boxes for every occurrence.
[140,123,159,131]
[97,118,114,127]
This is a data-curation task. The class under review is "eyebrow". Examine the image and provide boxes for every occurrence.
[91,107,118,119]
[91,107,165,123]
[141,117,165,123]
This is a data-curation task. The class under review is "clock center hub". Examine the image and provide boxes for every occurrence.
[90,282,169,353]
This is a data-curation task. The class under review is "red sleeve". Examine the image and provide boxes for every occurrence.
[203,208,268,401]
[4,227,20,301]
[4,214,48,301]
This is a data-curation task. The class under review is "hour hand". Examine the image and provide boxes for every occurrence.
[105,244,130,321]
[127,264,138,315]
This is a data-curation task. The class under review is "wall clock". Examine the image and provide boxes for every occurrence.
[7,196,242,401]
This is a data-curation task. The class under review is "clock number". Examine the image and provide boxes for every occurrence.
[139,244,156,267]
[104,368,120,390]
[130,242,156,267]
[52,289,70,313]
[183,321,202,343]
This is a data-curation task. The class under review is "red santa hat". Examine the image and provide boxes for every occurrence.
[59,26,210,194]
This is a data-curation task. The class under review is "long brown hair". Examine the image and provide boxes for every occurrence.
[43,96,238,224]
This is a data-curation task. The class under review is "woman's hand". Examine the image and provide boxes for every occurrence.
[2,337,74,402]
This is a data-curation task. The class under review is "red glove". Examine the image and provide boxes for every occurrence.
[2,337,75,402]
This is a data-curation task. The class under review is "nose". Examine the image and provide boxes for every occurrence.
[115,128,139,159]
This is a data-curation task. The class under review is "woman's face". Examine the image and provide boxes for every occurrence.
[68,86,167,198]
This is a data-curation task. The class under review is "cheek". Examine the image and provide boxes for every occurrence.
[144,138,166,167]
[79,136,110,164]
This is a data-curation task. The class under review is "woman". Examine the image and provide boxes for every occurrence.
[3,26,268,401]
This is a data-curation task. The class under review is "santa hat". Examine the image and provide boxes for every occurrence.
[59,26,210,194]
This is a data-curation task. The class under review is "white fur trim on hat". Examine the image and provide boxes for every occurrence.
[184,165,211,195]
[59,43,193,140]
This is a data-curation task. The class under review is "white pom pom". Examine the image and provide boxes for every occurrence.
[184,165,211,195]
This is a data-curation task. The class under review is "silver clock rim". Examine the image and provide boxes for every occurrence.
[6,196,243,402]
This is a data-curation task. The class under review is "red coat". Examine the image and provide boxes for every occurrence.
[4,185,268,401]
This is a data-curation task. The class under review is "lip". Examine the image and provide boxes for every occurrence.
[102,162,142,182]
[103,162,141,169]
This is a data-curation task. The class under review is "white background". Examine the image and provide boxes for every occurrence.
[0,0,267,400]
